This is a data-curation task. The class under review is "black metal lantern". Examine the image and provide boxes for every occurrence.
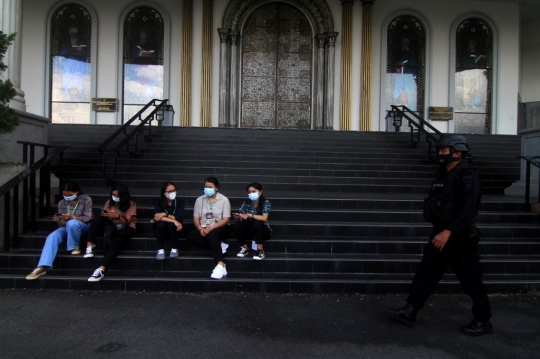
[386,110,403,132]
[392,110,403,131]
[157,105,175,126]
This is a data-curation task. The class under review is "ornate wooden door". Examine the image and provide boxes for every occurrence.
[241,4,312,129]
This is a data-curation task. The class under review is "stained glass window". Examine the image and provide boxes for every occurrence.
[385,15,426,129]
[122,6,164,123]
[50,4,92,124]
[454,18,493,134]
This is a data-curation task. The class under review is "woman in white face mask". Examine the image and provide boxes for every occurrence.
[186,176,231,279]
[233,182,272,260]
[26,182,93,280]
[153,181,185,260]
[84,183,137,282]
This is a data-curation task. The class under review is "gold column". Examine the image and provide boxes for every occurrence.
[179,0,193,126]
[200,0,213,127]
[360,0,374,131]
[339,0,353,131]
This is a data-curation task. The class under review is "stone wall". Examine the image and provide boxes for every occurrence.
[0,110,50,249]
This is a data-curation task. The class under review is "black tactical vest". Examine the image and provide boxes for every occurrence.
[423,163,469,225]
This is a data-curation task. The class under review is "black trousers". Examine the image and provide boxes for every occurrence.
[153,221,180,251]
[186,226,230,263]
[233,220,272,246]
[406,228,492,321]
[86,215,134,271]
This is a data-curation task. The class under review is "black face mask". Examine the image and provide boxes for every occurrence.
[437,153,457,166]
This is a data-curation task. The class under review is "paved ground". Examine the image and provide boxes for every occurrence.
[0,289,538,359]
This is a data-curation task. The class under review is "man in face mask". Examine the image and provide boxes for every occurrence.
[386,134,493,336]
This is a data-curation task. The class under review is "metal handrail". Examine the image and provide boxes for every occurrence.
[518,156,540,205]
[97,99,168,183]
[390,105,441,161]
[389,105,473,163]
[1,143,69,251]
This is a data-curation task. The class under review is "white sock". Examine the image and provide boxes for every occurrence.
[158,249,165,254]
[171,249,177,253]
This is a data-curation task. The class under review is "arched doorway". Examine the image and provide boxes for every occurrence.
[241,3,312,129]
[219,0,337,129]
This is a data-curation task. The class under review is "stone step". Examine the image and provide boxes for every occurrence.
[2,270,537,294]
[7,251,540,275]
[16,234,540,255]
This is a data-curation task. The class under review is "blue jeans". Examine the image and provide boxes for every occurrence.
[37,220,91,269]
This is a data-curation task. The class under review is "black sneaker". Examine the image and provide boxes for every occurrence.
[253,250,265,260]
[237,247,250,257]
[88,268,105,282]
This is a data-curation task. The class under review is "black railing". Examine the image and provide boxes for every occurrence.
[0,142,69,251]
[388,105,474,163]
[518,156,540,206]
[97,99,169,184]
[389,105,442,161]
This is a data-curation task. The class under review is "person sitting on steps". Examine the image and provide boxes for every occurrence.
[26,182,93,280]
[153,181,185,260]
[233,182,272,260]
[84,183,137,282]
[186,177,231,279]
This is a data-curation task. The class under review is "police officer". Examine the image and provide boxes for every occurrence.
[386,134,493,336]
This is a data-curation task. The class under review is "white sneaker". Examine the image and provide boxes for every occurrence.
[210,264,227,279]
[221,242,229,254]
[237,247,250,257]
[83,244,95,258]
[88,268,104,282]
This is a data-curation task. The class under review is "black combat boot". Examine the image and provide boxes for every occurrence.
[385,303,417,327]
[461,319,493,336]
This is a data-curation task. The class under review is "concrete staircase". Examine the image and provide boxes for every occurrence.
[1,124,539,294]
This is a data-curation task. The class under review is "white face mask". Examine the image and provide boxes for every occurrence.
[165,192,176,200]
[248,192,260,201]
[111,196,120,203]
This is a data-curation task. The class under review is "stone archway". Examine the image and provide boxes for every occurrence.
[218,0,337,129]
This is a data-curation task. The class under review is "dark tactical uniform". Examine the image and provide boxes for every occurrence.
[386,134,493,336]
[407,160,491,321]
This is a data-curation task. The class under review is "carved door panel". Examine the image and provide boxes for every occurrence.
[241,4,312,129]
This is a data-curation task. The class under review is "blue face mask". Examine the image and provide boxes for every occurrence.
[64,194,77,202]
[204,188,215,197]
[111,196,120,203]
[248,192,260,202]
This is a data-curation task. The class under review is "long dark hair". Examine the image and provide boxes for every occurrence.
[159,181,176,211]
[247,182,265,215]
[111,183,132,213]
[63,181,83,194]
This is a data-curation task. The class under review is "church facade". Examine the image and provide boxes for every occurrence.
[3,0,539,134]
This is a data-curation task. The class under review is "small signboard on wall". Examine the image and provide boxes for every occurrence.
[429,107,453,121]
[92,98,118,112]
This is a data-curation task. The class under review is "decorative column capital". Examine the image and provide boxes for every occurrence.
[229,30,239,46]
[326,32,339,46]
[316,33,327,48]
[217,28,230,43]
[340,0,355,6]
[361,0,375,6]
